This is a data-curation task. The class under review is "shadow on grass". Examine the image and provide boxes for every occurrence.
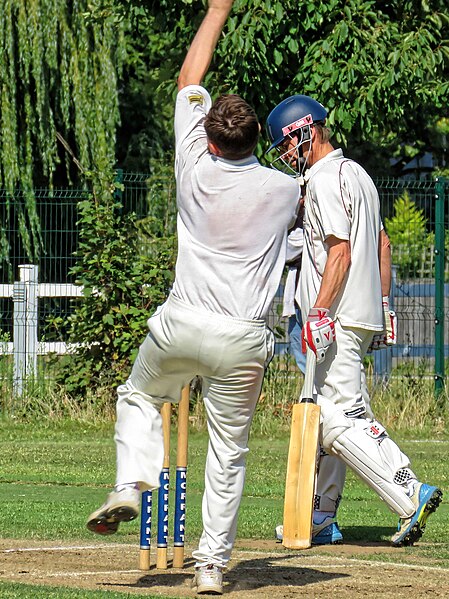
[340,525,395,545]
[103,554,348,592]
[226,554,348,591]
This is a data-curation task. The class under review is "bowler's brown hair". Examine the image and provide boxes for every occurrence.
[204,94,259,160]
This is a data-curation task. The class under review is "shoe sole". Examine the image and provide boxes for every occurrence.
[392,488,443,547]
[196,585,223,595]
[312,536,343,545]
[276,535,343,545]
[276,526,343,545]
[87,505,138,535]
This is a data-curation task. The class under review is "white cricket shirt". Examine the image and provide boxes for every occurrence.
[298,149,384,330]
[173,85,300,320]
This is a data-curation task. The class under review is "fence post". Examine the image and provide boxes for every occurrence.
[12,264,39,397]
[12,280,26,397]
[434,178,446,398]
[22,264,39,378]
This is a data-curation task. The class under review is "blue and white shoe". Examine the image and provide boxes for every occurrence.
[275,517,343,545]
[391,483,442,547]
[312,518,343,544]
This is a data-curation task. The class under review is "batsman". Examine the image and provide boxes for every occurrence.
[266,95,442,546]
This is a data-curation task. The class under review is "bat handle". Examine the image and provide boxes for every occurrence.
[301,347,316,402]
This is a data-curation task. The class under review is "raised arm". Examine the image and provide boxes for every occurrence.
[177,0,234,91]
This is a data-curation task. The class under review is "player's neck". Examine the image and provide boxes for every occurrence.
[306,142,335,167]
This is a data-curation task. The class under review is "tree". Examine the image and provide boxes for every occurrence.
[3,1,447,183]
[53,193,176,396]
[0,0,123,190]
[385,191,434,279]
[0,0,123,270]
[100,0,449,177]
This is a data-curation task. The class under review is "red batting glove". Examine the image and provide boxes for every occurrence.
[301,307,329,353]
[301,308,335,364]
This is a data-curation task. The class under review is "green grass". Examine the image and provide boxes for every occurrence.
[0,581,171,598]
[0,423,447,545]
[0,421,448,596]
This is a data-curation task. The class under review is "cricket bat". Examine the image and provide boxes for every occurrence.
[282,347,320,550]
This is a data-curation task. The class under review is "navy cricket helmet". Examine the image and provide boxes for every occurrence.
[266,95,328,152]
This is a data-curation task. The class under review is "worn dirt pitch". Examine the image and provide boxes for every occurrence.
[1,538,448,598]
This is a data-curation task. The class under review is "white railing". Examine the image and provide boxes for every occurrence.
[0,264,83,396]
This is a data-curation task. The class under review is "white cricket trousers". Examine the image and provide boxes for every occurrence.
[313,319,411,514]
[114,293,274,568]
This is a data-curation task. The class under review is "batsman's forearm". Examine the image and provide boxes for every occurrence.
[178,1,234,90]
[379,229,392,298]
[314,239,351,310]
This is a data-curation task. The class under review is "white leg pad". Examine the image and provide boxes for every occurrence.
[320,402,416,518]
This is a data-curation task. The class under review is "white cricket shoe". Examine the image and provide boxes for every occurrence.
[87,487,140,535]
[192,564,223,595]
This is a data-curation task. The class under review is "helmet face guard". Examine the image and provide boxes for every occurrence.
[268,121,312,177]
[265,95,327,177]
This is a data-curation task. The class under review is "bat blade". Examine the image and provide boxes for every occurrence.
[282,348,319,550]
[282,401,320,549]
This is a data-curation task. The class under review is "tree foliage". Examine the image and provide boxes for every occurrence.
[2,0,448,183]
[51,192,176,396]
[0,0,123,190]
[0,0,123,269]
[385,191,434,279]
[98,0,449,176]
[1,1,448,397]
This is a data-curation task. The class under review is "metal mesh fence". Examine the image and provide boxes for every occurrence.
[375,178,448,384]
[0,174,447,402]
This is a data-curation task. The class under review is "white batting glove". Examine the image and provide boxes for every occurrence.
[382,296,397,345]
[367,296,397,352]
[301,308,336,364]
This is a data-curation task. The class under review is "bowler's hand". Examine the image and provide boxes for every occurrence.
[208,0,234,11]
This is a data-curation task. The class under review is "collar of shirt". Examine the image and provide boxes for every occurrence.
[212,155,259,168]
[304,148,344,182]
